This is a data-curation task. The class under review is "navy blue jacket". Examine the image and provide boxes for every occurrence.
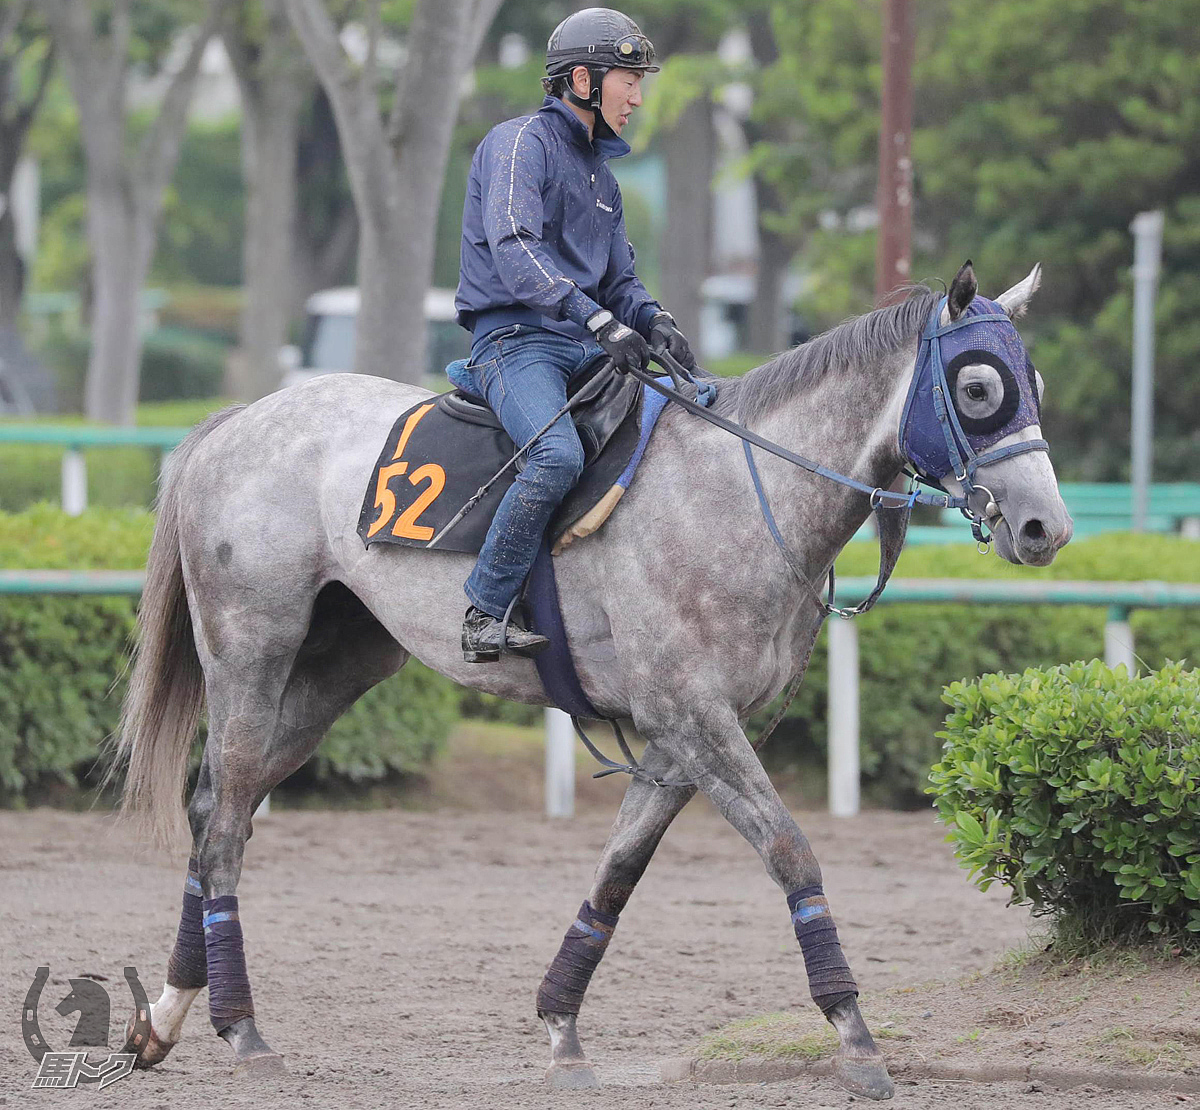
[455,96,662,344]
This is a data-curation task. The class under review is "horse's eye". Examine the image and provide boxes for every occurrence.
[966,383,987,401]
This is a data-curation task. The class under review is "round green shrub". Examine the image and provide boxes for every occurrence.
[929,659,1200,946]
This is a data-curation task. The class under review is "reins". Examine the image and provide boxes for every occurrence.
[433,302,1051,790]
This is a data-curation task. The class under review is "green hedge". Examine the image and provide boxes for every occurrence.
[930,660,1200,947]
[753,534,1200,804]
[0,507,454,800]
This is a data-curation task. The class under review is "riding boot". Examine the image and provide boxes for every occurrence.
[462,605,551,663]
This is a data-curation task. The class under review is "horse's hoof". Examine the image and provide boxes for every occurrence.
[128,1016,175,1069]
[233,1052,288,1080]
[833,1054,894,1100]
[545,1060,600,1089]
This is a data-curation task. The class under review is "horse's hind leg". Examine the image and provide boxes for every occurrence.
[142,585,406,1075]
[538,747,696,1088]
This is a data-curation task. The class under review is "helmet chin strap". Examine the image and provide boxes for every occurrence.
[564,67,616,139]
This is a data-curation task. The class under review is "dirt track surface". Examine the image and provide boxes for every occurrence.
[0,800,1188,1109]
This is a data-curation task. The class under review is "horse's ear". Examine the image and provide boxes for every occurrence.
[940,260,977,324]
[995,263,1043,319]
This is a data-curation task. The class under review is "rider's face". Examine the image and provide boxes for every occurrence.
[600,68,643,135]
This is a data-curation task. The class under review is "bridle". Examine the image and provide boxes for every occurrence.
[899,297,1050,549]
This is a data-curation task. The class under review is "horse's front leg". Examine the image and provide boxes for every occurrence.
[638,697,894,1101]
[538,746,696,1088]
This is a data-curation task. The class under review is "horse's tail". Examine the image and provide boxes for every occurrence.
[106,404,246,851]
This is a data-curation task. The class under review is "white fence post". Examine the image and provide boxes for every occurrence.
[254,795,270,818]
[1104,605,1136,674]
[827,617,860,818]
[62,450,87,516]
[545,708,575,818]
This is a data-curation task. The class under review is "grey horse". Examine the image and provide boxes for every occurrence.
[112,264,1071,1098]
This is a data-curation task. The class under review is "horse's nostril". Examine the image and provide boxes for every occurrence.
[1022,519,1047,543]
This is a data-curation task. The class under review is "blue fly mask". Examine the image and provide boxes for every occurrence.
[900,295,1048,528]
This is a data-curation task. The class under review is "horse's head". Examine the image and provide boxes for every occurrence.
[900,261,1073,566]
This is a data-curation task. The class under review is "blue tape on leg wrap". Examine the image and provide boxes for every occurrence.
[203,894,255,1032]
[787,884,858,1012]
[166,857,207,990]
[536,900,619,1017]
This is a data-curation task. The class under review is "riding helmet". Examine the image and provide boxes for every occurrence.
[545,8,659,128]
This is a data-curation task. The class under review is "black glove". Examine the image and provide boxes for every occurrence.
[587,310,649,374]
[648,311,697,371]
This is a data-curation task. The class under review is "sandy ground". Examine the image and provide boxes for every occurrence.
[1,781,1191,1109]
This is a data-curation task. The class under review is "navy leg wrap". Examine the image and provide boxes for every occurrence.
[788,885,858,1013]
[203,895,255,1032]
[166,858,208,989]
[536,900,618,1017]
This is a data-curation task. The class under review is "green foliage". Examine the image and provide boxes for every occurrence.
[137,330,226,403]
[758,535,1200,804]
[759,0,1200,481]
[929,660,1200,946]
[154,120,245,287]
[0,506,452,799]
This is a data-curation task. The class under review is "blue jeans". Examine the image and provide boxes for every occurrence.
[463,324,604,618]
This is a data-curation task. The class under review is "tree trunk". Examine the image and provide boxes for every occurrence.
[229,5,308,401]
[0,175,24,332]
[747,180,794,354]
[287,0,501,387]
[660,94,714,345]
[355,214,420,382]
[85,178,151,422]
[46,0,228,424]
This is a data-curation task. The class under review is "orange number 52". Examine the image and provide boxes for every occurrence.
[366,403,445,539]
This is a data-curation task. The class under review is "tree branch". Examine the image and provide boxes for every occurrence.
[41,0,112,144]
[388,0,474,147]
[362,0,381,100]
[13,36,53,135]
[287,0,390,223]
[463,0,504,68]
[286,0,363,141]
[106,0,133,99]
[136,0,231,213]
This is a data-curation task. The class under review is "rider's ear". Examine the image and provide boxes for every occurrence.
[570,65,591,97]
[942,260,978,324]
[995,263,1043,320]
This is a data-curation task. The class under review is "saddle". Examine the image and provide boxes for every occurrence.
[357,352,645,555]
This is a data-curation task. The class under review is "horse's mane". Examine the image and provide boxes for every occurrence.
[710,288,940,421]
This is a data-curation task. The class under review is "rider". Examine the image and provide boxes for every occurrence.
[454,7,697,663]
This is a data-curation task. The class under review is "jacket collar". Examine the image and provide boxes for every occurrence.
[538,95,631,160]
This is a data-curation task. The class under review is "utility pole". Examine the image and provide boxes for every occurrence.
[875,0,915,305]
[1129,210,1163,532]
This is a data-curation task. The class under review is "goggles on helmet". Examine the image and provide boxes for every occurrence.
[612,33,655,67]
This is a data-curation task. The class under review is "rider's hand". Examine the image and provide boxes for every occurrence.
[587,310,649,374]
[648,311,696,372]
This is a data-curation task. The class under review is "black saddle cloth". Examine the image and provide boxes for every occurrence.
[358,353,643,554]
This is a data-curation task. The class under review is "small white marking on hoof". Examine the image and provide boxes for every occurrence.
[135,984,201,1066]
[545,1061,600,1089]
